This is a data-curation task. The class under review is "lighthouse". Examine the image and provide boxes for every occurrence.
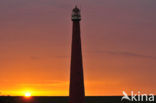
[69,6,85,103]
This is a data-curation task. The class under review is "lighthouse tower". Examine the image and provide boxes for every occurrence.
[69,6,85,103]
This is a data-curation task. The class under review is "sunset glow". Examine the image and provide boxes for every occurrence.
[0,0,156,96]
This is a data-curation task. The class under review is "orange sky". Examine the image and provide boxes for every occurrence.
[0,0,156,96]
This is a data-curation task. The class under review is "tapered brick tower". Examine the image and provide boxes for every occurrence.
[69,6,85,103]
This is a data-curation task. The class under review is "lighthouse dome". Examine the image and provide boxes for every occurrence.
[72,6,81,21]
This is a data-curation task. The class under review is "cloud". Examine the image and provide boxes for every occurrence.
[30,56,40,60]
[92,50,156,60]
[20,81,68,87]
[30,55,69,60]
[54,56,69,59]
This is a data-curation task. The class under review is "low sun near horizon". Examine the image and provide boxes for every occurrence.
[0,0,156,96]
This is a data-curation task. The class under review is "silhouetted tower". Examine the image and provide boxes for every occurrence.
[69,6,85,103]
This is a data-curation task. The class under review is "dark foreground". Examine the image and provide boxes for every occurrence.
[0,96,155,103]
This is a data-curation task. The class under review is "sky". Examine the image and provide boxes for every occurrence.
[0,0,156,96]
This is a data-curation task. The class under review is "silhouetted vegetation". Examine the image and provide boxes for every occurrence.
[0,96,155,103]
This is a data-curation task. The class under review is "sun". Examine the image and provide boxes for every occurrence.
[25,92,31,98]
